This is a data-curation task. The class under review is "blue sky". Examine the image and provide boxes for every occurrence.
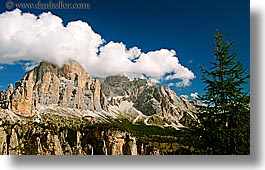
[0,0,250,97]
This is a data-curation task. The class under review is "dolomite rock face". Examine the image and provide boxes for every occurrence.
[8,61,107,116]
[133,86,198,127]
[0,109,143,155]
[1,60,198,128]
[0,127,7,154]
[0,60,200,155]
[0,84,13,109]
[100,75,152,105]
[100,75,198,128]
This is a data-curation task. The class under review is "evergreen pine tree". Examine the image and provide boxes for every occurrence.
[197,28,250,154]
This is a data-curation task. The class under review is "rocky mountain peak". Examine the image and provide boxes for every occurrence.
[4,60,106,116]
[60,60,89,79]
[33,61,60,80]
[32,60,89,82]
[0,60,198,129]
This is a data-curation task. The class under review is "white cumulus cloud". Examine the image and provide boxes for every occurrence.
[0,9,195,86]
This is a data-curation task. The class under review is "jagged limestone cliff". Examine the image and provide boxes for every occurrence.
[0,108,185,155]
[0,60,199,155]
[9,61,107,116]
[0,110,139,155]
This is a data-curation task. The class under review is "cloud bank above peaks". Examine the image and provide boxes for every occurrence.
[0,9,195,87]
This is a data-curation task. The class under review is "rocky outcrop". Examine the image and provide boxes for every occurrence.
[133,86,197,127]
[0,60,198,129]
[7,61,108,116]
[0,84,13,109]
[101,75,198,129]
[0,109,162,155]
[100,75,152,104]
[0,60,200,155]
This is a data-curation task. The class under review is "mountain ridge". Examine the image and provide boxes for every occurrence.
[0,60,200,155]
[0,60,198,129]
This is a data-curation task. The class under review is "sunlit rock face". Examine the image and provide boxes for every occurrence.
[7,61,107,116]
[0,60,199,155]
